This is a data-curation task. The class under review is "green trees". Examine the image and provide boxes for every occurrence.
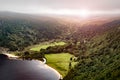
[64,26,120,80]
[0,18,67,51]
[21,51,45,60]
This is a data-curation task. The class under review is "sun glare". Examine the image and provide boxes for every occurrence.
[38,9,90,18]
[79,9,90,18]
[56,9,90,18]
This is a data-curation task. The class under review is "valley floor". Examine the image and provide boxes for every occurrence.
[45,53,77,77]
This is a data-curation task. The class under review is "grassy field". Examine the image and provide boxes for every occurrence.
[29,41,77,77]
[45,53,77,77]
[30,41,66,51]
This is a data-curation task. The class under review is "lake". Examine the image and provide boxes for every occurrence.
[0,57,61,80]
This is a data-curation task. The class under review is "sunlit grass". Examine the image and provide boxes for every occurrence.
[45,53,77,77]
[30,41,66,51]
[29,41,77,77]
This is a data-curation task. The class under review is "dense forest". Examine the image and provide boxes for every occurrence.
[64,21,120,80]
[0,12,69,51]
[0,12,120,80]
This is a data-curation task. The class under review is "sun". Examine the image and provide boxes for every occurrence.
[42,9,90,18]
[79,9,90,18]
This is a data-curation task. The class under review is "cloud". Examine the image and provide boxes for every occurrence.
[0,0,120,13]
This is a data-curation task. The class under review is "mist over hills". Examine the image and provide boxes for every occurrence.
[0,11,120,51]
[0,11,120,80]
[0,12,69,51]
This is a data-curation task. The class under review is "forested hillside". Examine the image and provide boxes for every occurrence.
[64,23,120,80]
[0,12,68,51]
[0,12,120,80]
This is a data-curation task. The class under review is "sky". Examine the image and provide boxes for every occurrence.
[0,0,120,15]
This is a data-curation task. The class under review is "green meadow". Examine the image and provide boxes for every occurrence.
[30,41,76,77]
[30,41,66,51]
[45,53,77,77]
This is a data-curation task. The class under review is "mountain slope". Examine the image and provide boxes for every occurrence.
[0,12,68,51]
[63,24,120,80]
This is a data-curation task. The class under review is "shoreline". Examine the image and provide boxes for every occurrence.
[2,52,63,80]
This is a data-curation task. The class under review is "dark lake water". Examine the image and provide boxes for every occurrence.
[0,59,61,80]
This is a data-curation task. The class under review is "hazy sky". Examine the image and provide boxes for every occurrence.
[0,0,120,15]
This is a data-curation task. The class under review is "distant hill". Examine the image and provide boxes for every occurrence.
[0,11,120,52]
